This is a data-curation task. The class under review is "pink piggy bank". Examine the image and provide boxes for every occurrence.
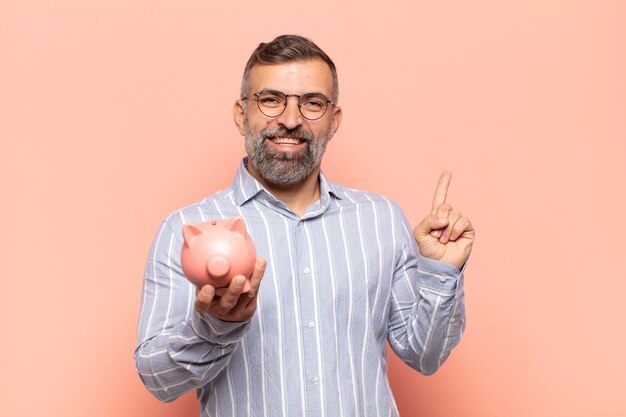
[180,216,256,292]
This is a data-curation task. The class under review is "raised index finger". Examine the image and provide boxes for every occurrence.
[431,171,452,213]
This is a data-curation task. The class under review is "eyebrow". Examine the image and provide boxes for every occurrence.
[260,88,330,96]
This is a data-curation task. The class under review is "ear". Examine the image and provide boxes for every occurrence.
[226,216,247,236]
[328,104,343,141]
[233,100,246,136]
[182,223,203,246]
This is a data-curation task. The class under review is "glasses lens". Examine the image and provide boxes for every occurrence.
[257,90,286,117]
[254,90,330,120]
[299,93,329,120]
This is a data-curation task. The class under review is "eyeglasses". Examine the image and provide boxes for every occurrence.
[242,89,334,121]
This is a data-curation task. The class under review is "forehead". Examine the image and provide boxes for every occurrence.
[247,59,334,96]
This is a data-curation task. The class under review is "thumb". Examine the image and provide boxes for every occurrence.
[413,214,448,239]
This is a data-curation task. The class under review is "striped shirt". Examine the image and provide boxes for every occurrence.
[135,158,466,417]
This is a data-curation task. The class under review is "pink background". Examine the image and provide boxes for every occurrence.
[1,1,625,416]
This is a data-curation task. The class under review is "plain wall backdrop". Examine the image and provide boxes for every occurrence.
[1,1,625,416]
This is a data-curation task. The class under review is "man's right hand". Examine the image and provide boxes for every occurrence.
[195,258,266,322]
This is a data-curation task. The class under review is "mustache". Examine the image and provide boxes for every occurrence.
[260,128,313,143]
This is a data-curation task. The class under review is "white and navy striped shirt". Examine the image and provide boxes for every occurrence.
[135,159,465,417]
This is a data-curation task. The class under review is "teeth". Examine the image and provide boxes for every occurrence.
[271,137,301,144]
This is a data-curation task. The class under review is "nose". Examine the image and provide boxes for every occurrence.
[276,96,303,130]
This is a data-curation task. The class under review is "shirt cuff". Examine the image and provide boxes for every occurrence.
[415,254,463,294]
[191,311,251,346]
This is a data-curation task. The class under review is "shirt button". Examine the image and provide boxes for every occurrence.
[439,276,447,283]
[312,375,320,383]
[307,321,315,328]
[303,267,311,274]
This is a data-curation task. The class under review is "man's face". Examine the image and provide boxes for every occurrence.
[234,59,342,187]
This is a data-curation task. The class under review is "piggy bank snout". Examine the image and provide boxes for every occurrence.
[207,255,230,279]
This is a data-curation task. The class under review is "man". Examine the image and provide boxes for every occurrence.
[135,35,474,417]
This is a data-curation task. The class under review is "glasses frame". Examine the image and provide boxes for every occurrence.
[242,89,335,121]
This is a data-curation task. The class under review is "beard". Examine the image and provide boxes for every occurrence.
[244,121,332,187]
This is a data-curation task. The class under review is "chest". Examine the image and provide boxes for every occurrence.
[247,210,400,336]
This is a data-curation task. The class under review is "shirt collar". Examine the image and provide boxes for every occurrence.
[319,169,344,201]
[232,157,344,207]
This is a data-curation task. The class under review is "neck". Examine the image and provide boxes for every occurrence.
[247,163,321,217]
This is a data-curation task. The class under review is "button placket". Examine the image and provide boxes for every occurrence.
[293,218,322,397]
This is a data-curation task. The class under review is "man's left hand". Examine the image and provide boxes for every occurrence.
[413,171,475,270]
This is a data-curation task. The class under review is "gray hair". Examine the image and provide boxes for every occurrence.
[240,35,339,104]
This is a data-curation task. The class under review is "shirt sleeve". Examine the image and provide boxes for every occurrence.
[134,219,250,402]
[386,211,466,376]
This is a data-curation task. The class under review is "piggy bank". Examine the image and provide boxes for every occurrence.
[180,216,256,292]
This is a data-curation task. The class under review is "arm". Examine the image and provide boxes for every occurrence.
[134,220,264,402]
[387,229,466,375]
[388,171,473,374]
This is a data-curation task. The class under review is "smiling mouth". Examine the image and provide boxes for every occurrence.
[268,137,306,145]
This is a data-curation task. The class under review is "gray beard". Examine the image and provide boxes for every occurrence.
[244,125,330,187]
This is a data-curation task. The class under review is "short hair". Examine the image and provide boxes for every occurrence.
[240,35,339,103]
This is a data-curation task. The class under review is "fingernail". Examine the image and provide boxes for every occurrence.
[234,277,245,288]
[438,217,447,224]
[202,287,212,296]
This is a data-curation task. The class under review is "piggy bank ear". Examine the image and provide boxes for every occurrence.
[182,223,203,246]
[226,216,247,236]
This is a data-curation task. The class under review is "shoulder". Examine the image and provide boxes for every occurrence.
[328,182,411,230]
[327,183,415,247]
[162,188,238,231]
[332,182,404,213]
